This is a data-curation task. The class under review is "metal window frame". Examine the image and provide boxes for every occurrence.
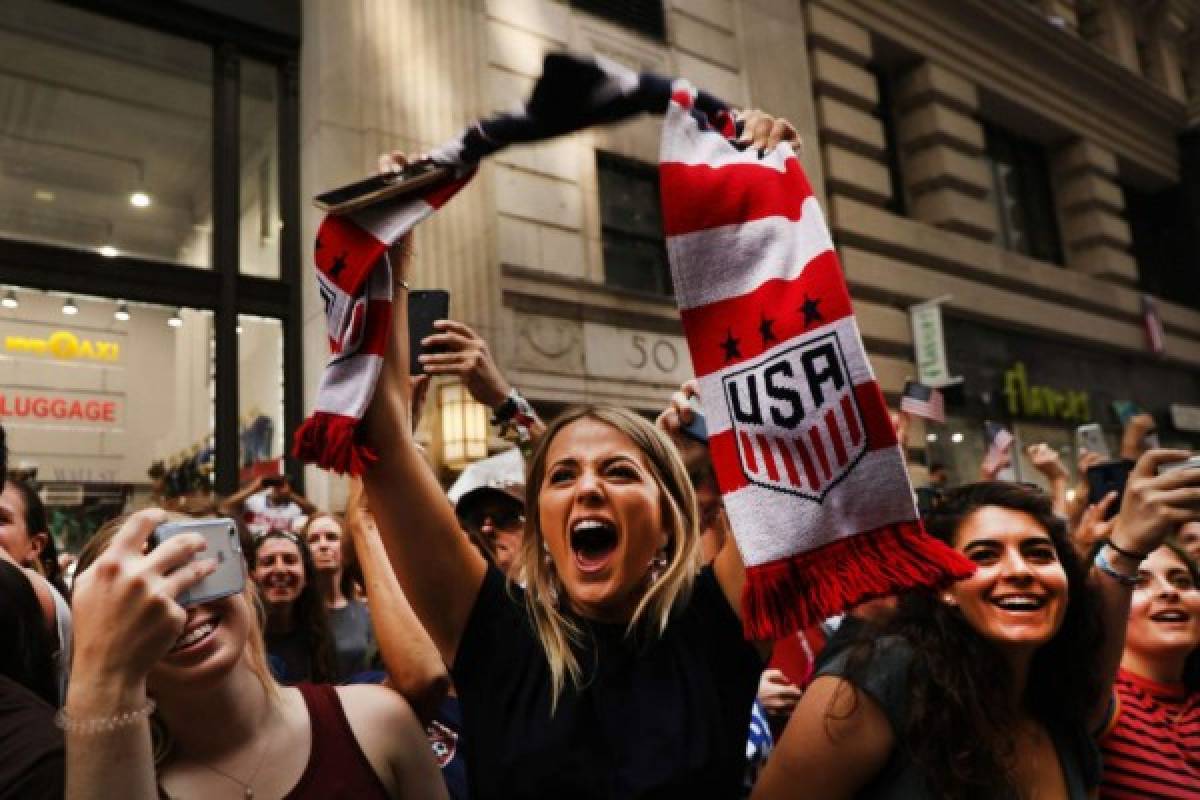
[0,1,303,494]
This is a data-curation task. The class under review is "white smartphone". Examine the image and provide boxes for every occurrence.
[151,518,246,607]
[1158,455,1200,475]
[1074,423,1110,460]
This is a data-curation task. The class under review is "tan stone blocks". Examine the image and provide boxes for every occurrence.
[896,104,984,156]
[905,146,991,198]
[671,12,739,70]
[1055,172,1125,214]
[1051,137,1136,284]
[806,3,872,66]
[1060,211,1132,250]
[815,95,886,158]
[823,145,892,206]
[1070,244,1138,282]
[810,50,879,112]
[896,61,977,115]
[1053,139,1118,179]
[669,0,735,32]
[910,189,999,241]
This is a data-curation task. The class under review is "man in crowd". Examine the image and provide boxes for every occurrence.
[220,473,317,535]
[448,449,526,576]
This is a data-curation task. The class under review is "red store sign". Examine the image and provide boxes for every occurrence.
[0,392,118,424]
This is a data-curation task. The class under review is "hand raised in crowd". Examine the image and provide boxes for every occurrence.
[979,447,1012,481]
[1119,412,1157,460]
[69,510,215,692]
[1109,449,1200,557]
[1071,490,1116,558]
[737,109,801,155]
[1068,447,1106,523]
[419,319,513,408]
[757,668,804,718]
[378,151,417,283]
[655,378,700,435]
[1026,443,1068,482]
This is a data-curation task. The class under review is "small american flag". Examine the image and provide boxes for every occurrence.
[900,380,945,423]
[1142,294,1165,356]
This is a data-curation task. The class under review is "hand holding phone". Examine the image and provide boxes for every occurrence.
[313,158,451,214]
[408,290,451,376]
[1086,460,1134,521]
[151,518,246,607]
[1074,423,1110,460]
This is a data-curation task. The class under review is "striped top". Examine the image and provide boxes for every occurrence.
[1099,668,1200,798]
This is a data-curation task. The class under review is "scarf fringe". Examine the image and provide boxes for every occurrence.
[741,521,976,640]
[291,412,378,476]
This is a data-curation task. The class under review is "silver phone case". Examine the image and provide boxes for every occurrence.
[152,518,246,607]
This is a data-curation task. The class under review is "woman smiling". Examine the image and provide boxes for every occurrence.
[753,450,1200,800]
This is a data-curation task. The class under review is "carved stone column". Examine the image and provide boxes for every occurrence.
[894,61,996,242]
[1051,139,1138,283]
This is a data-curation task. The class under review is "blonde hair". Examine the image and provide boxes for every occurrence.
[518,405,701,708]
[77,509,279,764]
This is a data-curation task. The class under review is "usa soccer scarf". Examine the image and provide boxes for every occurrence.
[295,52,972,640]
[661,86,973,639]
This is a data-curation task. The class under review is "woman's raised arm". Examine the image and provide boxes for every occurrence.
[361,153,488,668]
[345,477,449,724]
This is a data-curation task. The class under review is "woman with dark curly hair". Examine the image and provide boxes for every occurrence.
[1097,540,1200,797]
[753,449,1200,799]
[252,530,339,685]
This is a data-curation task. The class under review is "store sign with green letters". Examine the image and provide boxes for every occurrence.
[1002,362,1091,423]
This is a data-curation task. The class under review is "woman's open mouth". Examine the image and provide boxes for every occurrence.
[169,614,220,655]
[570,519,618,574]
[988,593,1048,613]
[1150,608,1191,624]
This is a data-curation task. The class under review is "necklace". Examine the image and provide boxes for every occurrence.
[194,705,276,799]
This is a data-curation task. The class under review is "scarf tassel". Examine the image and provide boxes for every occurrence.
[291,412,378,476]
[741,521,976,641]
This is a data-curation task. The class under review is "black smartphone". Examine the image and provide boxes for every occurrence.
[261,476,285,489]
[1086,460,1135,520]
[680,395,708,444]
[313,159,451,214]
[409,290,450,376]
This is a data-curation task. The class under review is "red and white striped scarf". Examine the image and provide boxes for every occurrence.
[661,85,974,639]
[292,176,472,474]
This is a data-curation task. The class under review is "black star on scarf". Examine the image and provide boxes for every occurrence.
[720,329,741,363]
[330,251,348,277]
[800,294,823,328]
[314,235,323,253]
[759,315,777,346]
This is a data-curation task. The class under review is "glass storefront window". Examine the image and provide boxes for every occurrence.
[237,315,284,480]
[0,1,213,267]
[924,415,986,488]
[0,286,214,551]
[239,59,280,278]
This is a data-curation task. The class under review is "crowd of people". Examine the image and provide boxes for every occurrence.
[1,134,1199,800]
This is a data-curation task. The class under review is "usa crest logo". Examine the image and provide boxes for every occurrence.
[722,331,867,501]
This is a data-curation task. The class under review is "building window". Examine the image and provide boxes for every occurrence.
[982,123,1063,264]
[870,63,908,216]
[569,0,666,42]
[596,152,671,295]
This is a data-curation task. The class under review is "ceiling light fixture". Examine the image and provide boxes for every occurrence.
[129,191,151,208]
[1,290,17,309]
[98,245,119,258]
[114,302,130,322]
[34,189,55,203]
[951,432,965,444]
[168,308,183,328]
[62,297,79,316]
[926,432,938,443]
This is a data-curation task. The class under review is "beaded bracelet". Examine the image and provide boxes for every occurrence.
[55,698,156,735]
[1094,548,1140,588]
[1104,538,1150,562]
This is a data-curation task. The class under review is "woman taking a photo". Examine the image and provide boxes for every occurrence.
[1098,541,1200,797]
[752,452,1200,799]
[252,529,338,685]
[65,509,446,799]
[360,138,793,799]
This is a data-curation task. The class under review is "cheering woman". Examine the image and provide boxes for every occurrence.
[753,451,1200,799]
